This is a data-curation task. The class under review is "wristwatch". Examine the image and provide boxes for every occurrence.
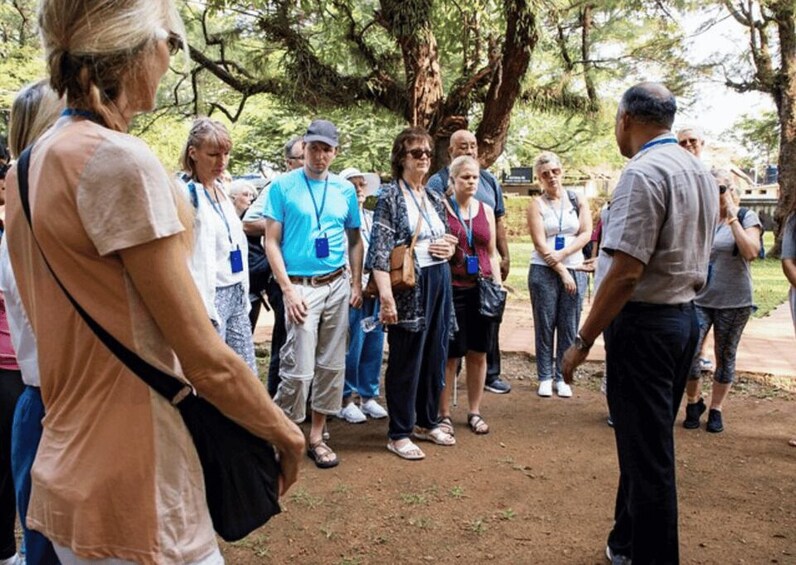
[574,332,593,352]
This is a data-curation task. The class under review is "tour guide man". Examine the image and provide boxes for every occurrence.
[563,83,717,564]
[264,119,363,469]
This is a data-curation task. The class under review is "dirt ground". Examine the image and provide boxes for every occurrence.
[220,353,796,565]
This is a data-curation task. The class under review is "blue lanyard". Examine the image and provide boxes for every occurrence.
[449,197,474,250]
[543,193,565,233]
[191,180,235,247]
[639,137,678,152]
[303,172,328,234]
[402,180,434,232]
[61,108,102,124]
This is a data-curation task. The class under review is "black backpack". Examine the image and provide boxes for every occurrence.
[732,207,765,259]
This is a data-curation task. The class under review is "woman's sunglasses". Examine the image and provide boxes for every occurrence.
[406,148,433,159]
[719,184,730,194]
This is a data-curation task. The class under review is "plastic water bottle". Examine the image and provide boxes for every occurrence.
[361,316,380,333]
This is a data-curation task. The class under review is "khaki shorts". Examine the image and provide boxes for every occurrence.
[274,275,350,422]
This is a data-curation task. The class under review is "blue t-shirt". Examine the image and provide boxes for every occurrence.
[427,167,506,218]
[264,168,360,276]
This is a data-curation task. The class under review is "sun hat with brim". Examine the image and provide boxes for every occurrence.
[304,119,339,147]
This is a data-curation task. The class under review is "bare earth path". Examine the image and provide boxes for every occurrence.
[221,354,796,564]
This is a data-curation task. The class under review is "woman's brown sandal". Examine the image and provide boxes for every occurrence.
[467,413,489,435]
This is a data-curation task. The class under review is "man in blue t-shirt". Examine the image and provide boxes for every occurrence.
[427,129,512,394]
[264,120,363,469]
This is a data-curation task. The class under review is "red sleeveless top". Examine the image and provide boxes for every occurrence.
[446,200,493,287]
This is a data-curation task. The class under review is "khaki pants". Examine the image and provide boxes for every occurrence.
[274,275,350,422]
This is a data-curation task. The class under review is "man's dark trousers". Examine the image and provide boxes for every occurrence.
[265,278,286,397]
[605,301,698,565]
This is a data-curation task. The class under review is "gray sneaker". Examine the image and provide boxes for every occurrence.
[485,377,511,394]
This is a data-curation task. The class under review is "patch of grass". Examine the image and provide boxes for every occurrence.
[449,485,465,499]
[468,517,487,535]
[320,524,337,540]
[332,482,351,495]
[408,516,433,529]
[338,557,363,565]
[230,533,270,558]
[288,486,324,509]
[400,492,429,506]
[498,508,517,521]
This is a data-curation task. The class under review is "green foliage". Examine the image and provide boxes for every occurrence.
[730,111,780,167]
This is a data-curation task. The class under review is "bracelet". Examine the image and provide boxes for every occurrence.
[727,217,738,225]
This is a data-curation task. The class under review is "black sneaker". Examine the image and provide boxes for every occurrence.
[706,408,724,433]
[683,398,706,429]
[484,376,511,394]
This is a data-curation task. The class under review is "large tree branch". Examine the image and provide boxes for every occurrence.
[475,0,539,166]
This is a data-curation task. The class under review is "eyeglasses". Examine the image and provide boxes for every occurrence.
[679,138,699,147]
[406,148,433,159]
[719,184,730,194]
[166,31,183,56]
[287,155,304,162]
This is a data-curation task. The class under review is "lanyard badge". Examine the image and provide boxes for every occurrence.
[304,173,330,259]
[230,247,244,273]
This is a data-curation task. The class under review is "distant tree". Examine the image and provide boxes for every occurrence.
[717,0,795,253]
[730,111,780,174]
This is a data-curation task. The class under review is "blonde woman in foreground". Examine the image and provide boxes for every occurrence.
[4,1,304,563]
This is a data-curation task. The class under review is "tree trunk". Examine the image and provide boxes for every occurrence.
[475,0,538,167]
[770,0,795,257]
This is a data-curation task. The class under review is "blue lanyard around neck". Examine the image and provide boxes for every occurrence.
[449,197,474,250]
[61,108,103,124]
[303,172,328,234]
[191,180,235,247]
[402,180,433,231]
[543,193,566,233]
[639,137,678,153]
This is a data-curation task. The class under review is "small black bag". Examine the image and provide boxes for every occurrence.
[17,147,280,542]
[478,276,507,321]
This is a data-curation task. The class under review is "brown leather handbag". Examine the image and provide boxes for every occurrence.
[365,209,425,296]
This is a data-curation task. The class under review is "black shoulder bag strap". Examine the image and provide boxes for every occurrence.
[16,146,189,404]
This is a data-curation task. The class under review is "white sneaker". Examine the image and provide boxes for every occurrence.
[360,398,388,419]
[555,381,573,398]
[537,380,553,397]
[338,402,366,424]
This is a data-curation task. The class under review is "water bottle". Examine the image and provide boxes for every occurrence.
[361,316,380,333]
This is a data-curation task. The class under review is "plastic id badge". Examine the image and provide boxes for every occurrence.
[554,235,565,250]
[465,255,479,275]
[230,248,244,273]
[315,236,330,258]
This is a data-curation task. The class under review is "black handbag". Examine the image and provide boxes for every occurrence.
[16,147,280,542]
[478,276,507,321]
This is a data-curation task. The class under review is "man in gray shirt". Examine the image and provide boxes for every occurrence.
[563,83,718,564]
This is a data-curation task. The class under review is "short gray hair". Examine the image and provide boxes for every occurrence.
[533,151,562,175]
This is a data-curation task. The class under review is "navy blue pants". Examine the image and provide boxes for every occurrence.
[266,277,286,398]
[11,386,59,564]
[605,302,698,565]
[385,263,452,440]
